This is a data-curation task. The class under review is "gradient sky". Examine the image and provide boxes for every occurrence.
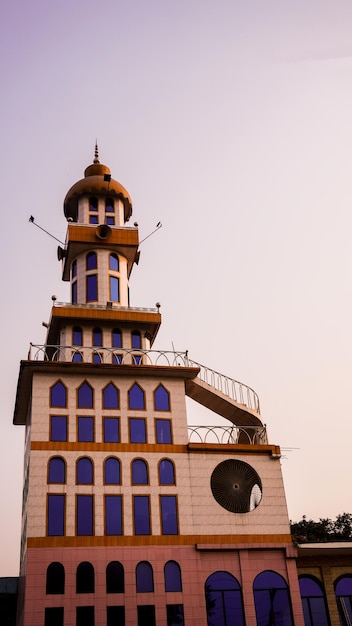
[1,0,352,576]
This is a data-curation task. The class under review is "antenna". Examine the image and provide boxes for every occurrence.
[139,222,162,245]
[29,216,65,245]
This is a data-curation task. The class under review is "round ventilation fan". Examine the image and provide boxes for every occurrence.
[210,459,262,513]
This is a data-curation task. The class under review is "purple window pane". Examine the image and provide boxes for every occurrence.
[48,495,65,536]
[103,383,119,409]
[93,327,102,346]
[164,561,182,592]
[132,459,148,484]
[72,260,77,278]
[76,562,94,593]
[78,382,93,408]
[89,215,98,224]
[156,420,172,444]
[78,417,94,442]
[129,384,145,410]
[106,216,115,225]
[167,604,184,626]
[105,495,122,535]
[112,329,122,348]
[46,562,65,594]
[109,254,119,271]
[205,573,245,626]
[130,418,146,443]
[73,327,82,345]
[87,274,97,301]
[76,606,94,626]
[113,354,122,364]
[48,458,65,483]
[336,577,352,595]
[106,561,125,593]
[160,496,178,535]
[132,331,141,348]
[51,382,66,407]
[77,458,93,484]
[45,607,64,626]
[110,276,119,302]
[154,385,170,411]
[137,606,155,626]
[72,351,83,362]
[254,571,288,590]
[72,281,77,303]
[134,496,151,535]
[299,576,324,597]
[105,198,114,212]
[104,458,121,484]
[77,495,93,536]
[89,197,98,211]
[86,251,97,270]
[104,418,120,443]
[159,460,175,485]
[51,416,67,442]
[93,352,102,363]
[133,355,142,365]
[107,606,125,625]
[136,562,154,592]
[254,588,293,626]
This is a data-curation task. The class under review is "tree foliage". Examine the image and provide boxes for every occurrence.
[291,513,352,543]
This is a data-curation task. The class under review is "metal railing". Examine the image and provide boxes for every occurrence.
[28,345,260,414]
[188,424,268,445]
[53,301,159,313]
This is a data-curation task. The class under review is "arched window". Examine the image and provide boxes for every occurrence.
[136,561,154,592]
[71,259,77,278]
[132,459,148,485]
[131,330,141,349]
[299,575,330,626]
[46,562,65,594]
[112,329,122,348]
[128,383,145,410]
[103,383,119,409]
[159,459,175,485]
[335,575,352,625]
[48,457,66,484]
[105,198,114,212]
[110,276,119,302]
[72,326,82,345]
[110,253,119,271]
[205,571,245,626]
[104,457,121,485]
[93,327,102,346]
[86,274,97,301]
[106,561,124,593]
[50,381,67,408]
[90,197,98,211]
[253,571,293,626]
[77,458,93,484]
[164,561,182,592]
[72,351,83,362]
[76,562,95,593]
[154,384,170,411]
[77,381,93,408]
[86,251,97,270]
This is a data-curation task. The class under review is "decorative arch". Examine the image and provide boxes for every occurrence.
[164,560,182,592]
[48,457,66,484]
[76,561,95,593]
[46,562,65,594]
[253,570,293,626]
[50,380,67,408]
[76,457,94,484]
[205,571,245,626]
[131,458,149,485]
[106,561,124,593]
[136,561,154,592]
[104,457,121,485]
[158,459,175,485]
[154,384,170,411]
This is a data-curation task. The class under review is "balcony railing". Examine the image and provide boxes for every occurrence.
[28,345,260,415]
[53,301,159,313]
[188,425,268,445]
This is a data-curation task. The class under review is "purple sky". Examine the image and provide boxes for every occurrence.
[1,0,352,575]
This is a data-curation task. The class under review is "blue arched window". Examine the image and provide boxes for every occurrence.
[71,259,77,278]
[164,561,182,592]
[335,575,352,625]
[136,561,154,592]
[48,457,66,484]
[73,326,82,345]
[154,384,170,411]
[104,457,121,485]
[159,459,175,485]
[46,562,65,594]
[93,327,102,346]
[112,329,122,348]
[253,570,293,626]
[299,575,330,626]
[86,251,97,270]
[105,197,114,212]
[77,458,93,484]
[110,253,119,271]
[128,383,145,410]
[106,561,124,593]
[132,459,148,485]
[76,562,95,593]
[77,381,93,408]
[103,383,119,409]
[205,571,245,626]
[50,381,67,408]
[131,330,141,349]
[90,197,98,211]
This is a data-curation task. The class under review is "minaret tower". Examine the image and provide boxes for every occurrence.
[13,149,304,626]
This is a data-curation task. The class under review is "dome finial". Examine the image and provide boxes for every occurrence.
[94,140,100,164]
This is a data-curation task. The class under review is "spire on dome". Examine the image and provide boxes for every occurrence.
[94,141,100,164]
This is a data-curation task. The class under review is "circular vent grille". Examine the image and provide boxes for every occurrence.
[210,459,262,513]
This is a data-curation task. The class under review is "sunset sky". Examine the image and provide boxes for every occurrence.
[1,0,352,575]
